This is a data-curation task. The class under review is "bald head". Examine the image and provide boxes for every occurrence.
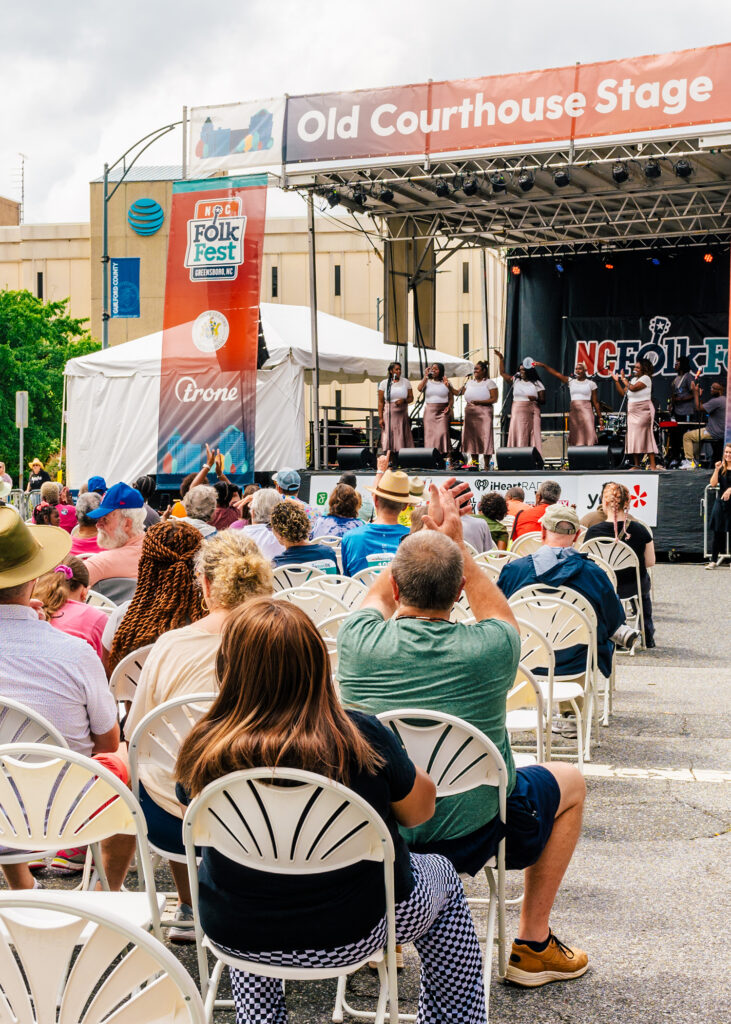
[391,531,464,611]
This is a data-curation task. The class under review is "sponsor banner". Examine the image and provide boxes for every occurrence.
[110,257,140,318]
[285,43,731,164]
[309,472,659,527]
[188,99,285,178]
[157,175,267,487]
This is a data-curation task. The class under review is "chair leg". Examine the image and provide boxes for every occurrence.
[570,701,585,770]
[333,975,346,1023]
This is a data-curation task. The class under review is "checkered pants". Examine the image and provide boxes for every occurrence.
[218,853,486,1024]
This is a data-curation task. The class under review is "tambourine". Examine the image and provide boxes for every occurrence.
[522,357,536,369]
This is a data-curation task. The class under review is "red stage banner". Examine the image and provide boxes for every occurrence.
[285,43,731,163]
[157,175,267,486]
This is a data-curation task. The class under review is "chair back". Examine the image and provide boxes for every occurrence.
[92,577,137,604]
[583,552,618,588]
[475,559,501,582]
[303,573,367,610]
[317,612,350,645]
[128,693,216,811]
[86,588,117,610]
[0,697,68,749]
[315,535,342,550]
[573,525,588,547]
[273,586,348,625]
[510,531,543,556]
[510,583,598,629]
[463,541,478,557]
[272,564,326,592]
[480,549,517,562]
[352,565,388,587]
[580,536,641,580]
[109,644,154,703]
[510,595,592,659]
[450,600,473,623]
[506,664,546,762]
[0,892,206,1024]
[376,709,507,804]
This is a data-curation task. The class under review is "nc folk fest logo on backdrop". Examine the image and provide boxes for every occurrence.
[575,315,728,378]
[184,198,247,282]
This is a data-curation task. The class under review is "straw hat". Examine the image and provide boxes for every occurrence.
[0,507,71,588]
[367,469,411,505]
[408,476,426,503]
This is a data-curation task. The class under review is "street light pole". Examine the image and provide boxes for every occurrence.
[101,120,182,349]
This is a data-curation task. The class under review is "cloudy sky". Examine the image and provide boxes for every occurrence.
[1,0,730,224]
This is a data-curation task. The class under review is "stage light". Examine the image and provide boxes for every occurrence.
[556,262,564,273]
[604,262,615,270]
[511,265,521,275]
[644,159,662,179]
[351,186,367,207]
[462,174,479,196]
[553,169,571,187]
[434,178,451,198]
[325,188,340,208]
[517,170,535,193]
[674,159,693,178]
[651,257,660,265]
[612,162,629,184]
[490,172,507,193]
[703,252,714,263]
[378,185,394,203]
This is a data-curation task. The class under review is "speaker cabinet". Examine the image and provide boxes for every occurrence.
[395,448,445,470]
[567,445,622,470]
[336,447,376,470]
[495,447,544,470]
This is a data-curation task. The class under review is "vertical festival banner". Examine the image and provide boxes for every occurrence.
[157,175,267,487]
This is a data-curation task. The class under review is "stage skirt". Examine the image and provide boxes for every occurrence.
[423,403,451,453]
[626,400,658,455]
[569,400,597,446]
[462,403,494,455]
[381,401,413,451]
[508,401,542,454]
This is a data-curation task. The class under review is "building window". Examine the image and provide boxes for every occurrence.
[36,271,44,300]
[462,261,469,294]
[334,264,341,297]
[335,389,342,419]
[271,265,278,298]
[462,323,470,358]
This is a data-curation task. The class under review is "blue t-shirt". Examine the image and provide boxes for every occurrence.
[341,523,409,576]
[271,544,338,571]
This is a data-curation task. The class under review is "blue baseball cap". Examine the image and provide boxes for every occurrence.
[87,476,107,493]
[273,468,301,493]
[85,482,144,520]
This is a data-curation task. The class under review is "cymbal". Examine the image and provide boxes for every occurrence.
[599,401,613,412]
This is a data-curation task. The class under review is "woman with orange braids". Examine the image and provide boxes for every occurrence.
[105,520,205,674]
[585,481,656,647]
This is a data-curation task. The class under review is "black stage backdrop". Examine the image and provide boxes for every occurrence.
[504,250,729,421]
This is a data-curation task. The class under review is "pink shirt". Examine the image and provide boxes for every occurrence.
[56,505,77,533]
[49,600,109,660]
[70,533,102,558]
[86,533,145,587]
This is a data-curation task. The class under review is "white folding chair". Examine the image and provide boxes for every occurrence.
[271,564,326,592]
[506,664,545,764]
[572,525,588,548]
[583,552,618,590]
[183,767,400,1023]
[0,891,206,1024]
[109,644,154,705]
[580,536,646,647]
[304,572,367,610]
[0,744,164,936]
[85,589,117,611]
[480,549,517,563]
[352,565,390,587]
[450,601,473,623]
[273,586,349,626]
[0,696,68,748]
[509,531,543,556]
[463,541,479,557]
[316,535,343,572]
[475,559,502,582]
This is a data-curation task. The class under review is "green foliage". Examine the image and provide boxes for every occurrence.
[0,291,100,482]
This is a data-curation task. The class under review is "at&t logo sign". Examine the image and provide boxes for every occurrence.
[185,197,246,282]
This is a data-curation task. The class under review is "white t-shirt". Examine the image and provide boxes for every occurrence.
[627,375,652,403]
[569,377,597,402]
[464,379,497,403]
[513,378,545,402]
[378,378,410,401]
[425,380,449,403]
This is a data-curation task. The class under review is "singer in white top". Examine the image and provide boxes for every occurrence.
[535,360,601,446]
[377,362,414,451]
[417,362,458,455]
[612,359,659,470]
[496,351,546,454]
[455,360,499,465]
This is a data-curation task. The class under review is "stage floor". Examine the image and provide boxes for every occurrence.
[303,468,712,556]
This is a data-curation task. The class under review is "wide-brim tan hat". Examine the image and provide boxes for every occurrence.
[0,507,72,587]
[408,476,426,503]
[368,469,411,505]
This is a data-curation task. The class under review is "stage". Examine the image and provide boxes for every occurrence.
[304,468,712,557]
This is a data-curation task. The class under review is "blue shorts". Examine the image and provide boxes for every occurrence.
[138,781,185,857]
[409,765,561,875]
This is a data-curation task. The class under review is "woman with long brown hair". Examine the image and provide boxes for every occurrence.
[175,598,488,1024]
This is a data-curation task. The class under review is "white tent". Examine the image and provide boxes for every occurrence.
[64,303,472,487]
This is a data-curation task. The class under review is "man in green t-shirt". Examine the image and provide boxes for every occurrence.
[338,482,589,989]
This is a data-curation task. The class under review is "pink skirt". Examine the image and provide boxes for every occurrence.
[626,400,658,455]
[381,401,413,451]
[569,400,597,446]
[462,403,494,455]
[508,401,542,454]
[423,403,451,453]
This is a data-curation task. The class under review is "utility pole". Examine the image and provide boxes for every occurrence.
[16,391,28,492]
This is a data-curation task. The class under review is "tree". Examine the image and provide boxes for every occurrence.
[0,290,100,483]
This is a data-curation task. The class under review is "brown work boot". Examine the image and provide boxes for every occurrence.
[505,931,589,987]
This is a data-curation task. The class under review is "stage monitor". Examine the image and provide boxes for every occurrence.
[337,447,376,470]
[396,448,445,470]
[496,447,544,470]
[567,445,623,471]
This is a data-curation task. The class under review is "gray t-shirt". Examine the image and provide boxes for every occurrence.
[703,396,727,439]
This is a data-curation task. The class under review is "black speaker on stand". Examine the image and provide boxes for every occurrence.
[395,448,445,470]
[495,447,544,470]
[567,445,623,470]
[336,447,376,470]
